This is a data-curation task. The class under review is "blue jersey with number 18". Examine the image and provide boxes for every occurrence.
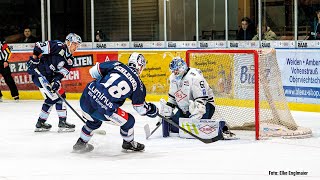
[80,61,146,118]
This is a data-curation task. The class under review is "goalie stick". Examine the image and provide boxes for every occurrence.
[157,113,223,144]
[34,69,106,135]
[144,119,162,139]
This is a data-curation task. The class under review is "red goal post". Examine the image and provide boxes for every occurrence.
[186,49,312,139]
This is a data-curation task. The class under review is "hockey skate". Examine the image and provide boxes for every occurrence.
[14,96,19,102]
[35,120,52,132]
[122,140,145,152]
[58,120,75,133]
[72,138,94,153]
[222,126,238,140]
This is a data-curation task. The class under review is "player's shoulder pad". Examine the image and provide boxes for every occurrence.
[51,40,65,56]
[104,60,123,67]
[187,68,200,78]
[187,68,205,82]
[113,61,123,66]
[189,68,203,76]
[98,60,123,74]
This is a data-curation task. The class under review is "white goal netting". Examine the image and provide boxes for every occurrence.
[186,49,312,139]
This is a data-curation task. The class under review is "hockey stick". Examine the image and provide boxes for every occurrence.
[157,113,223,144]
[144,120,162,139]
[34,69,106,135]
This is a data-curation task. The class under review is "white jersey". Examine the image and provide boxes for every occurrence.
[168,68,214,113]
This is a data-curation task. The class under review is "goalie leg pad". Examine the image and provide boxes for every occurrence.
[178,118,225,140]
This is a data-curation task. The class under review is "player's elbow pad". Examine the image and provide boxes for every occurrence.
[133,103,148,116]
[133,102,158,118]
[89,62,102,80]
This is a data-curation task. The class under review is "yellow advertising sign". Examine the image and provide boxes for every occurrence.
[118,51,186,95]
[188,53,234,98]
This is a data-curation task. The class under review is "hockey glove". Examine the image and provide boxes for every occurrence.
[146,103,158,118]
[159,98,174,117]
[26,56,39,75]
[51,79,61,92]
[189,100,206,120]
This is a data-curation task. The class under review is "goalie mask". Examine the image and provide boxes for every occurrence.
[128,52,146,75]
[65,33,82,54]
[169,57,188,80]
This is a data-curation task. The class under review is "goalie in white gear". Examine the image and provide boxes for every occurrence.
[161,57,235,139]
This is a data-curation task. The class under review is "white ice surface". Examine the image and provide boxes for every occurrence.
[0,100,319,180]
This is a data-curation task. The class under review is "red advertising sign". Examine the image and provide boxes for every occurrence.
[96,53,118,63]
[0,51,119,93]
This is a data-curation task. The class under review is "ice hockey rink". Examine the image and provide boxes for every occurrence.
[0,100,319,180]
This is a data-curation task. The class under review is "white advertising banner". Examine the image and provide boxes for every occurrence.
[276,49,320,104]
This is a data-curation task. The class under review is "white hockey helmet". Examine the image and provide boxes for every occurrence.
[65,33,82,44]
[128,52,146,75]
[169,57,188,80]
[65,33,82,54]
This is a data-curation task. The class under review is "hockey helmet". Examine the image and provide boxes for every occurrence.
[169,57,188,80]
[128,52,146,75]
[65,33,82,44]
[65,33,82,54]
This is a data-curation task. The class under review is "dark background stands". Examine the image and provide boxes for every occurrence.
[19,27,37,43]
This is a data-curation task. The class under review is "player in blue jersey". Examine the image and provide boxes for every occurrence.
[26,33,82,132]
[73,53,158,153]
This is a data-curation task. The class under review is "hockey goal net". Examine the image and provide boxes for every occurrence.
[186,49,312,140]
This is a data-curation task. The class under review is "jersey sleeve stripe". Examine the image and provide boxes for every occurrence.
[194,96,208,100]
[168,93,175,99]
[58,67,70,77]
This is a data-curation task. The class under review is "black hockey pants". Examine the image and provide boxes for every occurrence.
[0,64,19,98]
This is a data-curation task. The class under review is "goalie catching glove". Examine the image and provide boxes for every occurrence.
[189,100,206,119]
